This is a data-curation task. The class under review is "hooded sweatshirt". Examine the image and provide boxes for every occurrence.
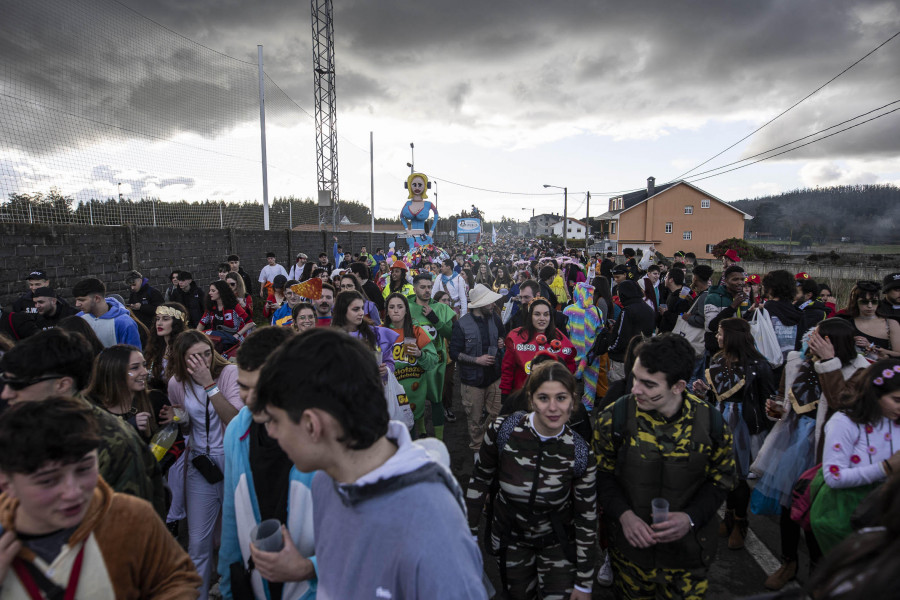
[219,407,318,600]
[607,281,656,362]
[78,296,141,348]
[311,422,486,600]
[0,478,200,599]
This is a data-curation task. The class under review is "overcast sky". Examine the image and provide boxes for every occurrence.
[1,0,898,222]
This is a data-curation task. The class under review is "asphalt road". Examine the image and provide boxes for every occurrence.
[436,378,814,600]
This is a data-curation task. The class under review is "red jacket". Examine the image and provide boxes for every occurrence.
[500,327,577,394]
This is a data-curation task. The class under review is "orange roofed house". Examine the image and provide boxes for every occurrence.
[595,177,751,258]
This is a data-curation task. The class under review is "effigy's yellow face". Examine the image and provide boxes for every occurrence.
[410,177,426,197]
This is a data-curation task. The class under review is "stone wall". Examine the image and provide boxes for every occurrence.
[0,223,397,308]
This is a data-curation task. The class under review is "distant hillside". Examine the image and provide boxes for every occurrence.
[731,184,900,243]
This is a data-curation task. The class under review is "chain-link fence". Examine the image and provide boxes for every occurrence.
[0,191,379,230]
[0,0,330,229]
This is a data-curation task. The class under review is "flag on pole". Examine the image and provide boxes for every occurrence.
[492,225,497,244]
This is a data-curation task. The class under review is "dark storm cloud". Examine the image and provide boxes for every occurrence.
[1,0,898,161]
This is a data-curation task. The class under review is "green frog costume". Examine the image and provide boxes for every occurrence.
[408,299,455,439]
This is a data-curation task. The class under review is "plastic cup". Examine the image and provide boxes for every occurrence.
[404,337,417,353]
[651,498,669,524]
[373,349,382,365]
[767,394,786,419]
[488,346,498,358]
[251,519,284,552]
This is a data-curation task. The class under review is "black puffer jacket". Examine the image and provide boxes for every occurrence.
[607,281,656,362]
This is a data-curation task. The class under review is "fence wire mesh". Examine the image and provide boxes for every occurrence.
[0,0,358,229]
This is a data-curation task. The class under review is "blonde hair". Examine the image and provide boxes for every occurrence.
[406,172,430,200]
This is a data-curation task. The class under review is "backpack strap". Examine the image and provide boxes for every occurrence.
[496,411,527,455]
[610,395,632,452]
[571,430,590,479]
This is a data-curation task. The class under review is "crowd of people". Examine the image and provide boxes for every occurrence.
[0,235,898,600]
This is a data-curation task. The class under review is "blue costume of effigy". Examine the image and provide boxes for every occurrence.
[400,172,439,248]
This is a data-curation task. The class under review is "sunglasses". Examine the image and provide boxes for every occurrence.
[228,282,237,287]
[0,373,64,391]
[857,298,878,306]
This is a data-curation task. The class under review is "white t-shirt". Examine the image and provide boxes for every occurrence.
[259,263,289,285]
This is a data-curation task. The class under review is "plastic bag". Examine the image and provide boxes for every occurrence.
[749,308,784,367]
[384,370,415,430]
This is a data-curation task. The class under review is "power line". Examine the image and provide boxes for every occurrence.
[680,99,900,180]
[685,106,900,183]
[429,176,563,196]
[668,29,900,182]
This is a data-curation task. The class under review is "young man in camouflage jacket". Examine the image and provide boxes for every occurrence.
[593,334,736,599]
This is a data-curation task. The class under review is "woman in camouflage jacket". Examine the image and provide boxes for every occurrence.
[466,361,597,600]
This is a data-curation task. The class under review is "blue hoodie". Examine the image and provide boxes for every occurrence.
[219,407,318,600]
[311,422,486,600]
[77,296,141,348]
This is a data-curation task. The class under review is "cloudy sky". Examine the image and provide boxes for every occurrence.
[1,0,899,222]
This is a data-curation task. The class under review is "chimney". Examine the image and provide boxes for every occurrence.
[647,176,655,196]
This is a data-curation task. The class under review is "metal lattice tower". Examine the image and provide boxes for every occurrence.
[311,0,340,231]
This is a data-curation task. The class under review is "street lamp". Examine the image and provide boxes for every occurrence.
[543,184,568,249]
[408,142,415,174]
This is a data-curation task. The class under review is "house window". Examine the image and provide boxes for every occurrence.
[684,206,694,215]
[665,222,673,234]
[701,198,710,209]
[683,231,692,240]
[611,222,617,234]
[706,244,716,253]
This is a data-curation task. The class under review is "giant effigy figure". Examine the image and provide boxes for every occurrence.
[400,172,439,248]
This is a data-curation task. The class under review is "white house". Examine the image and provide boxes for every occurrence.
[552,218,587,240]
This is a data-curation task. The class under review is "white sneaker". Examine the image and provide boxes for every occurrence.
[596,551,613,587]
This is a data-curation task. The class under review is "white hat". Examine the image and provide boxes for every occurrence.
[468,284,503,309]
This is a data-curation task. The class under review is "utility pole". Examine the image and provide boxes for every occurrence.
[311,0,340,232]
[586,191,591,242]
[257,45,270,230]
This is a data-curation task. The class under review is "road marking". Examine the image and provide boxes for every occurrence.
[717,507,789,578]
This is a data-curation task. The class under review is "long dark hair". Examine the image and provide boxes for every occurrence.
[206,279,238,311]
[332,290,376,349]
[384,292,415,339]
[388,266,408,294]
[591,276,613,312]
[845,359,900,426]
[714,318,766,366]
[816,318,857,364]
[144,302,189,382]
[84,344,157,436]
[462,268,475,290]
[494,266,512,288]
[520,298,558,342]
